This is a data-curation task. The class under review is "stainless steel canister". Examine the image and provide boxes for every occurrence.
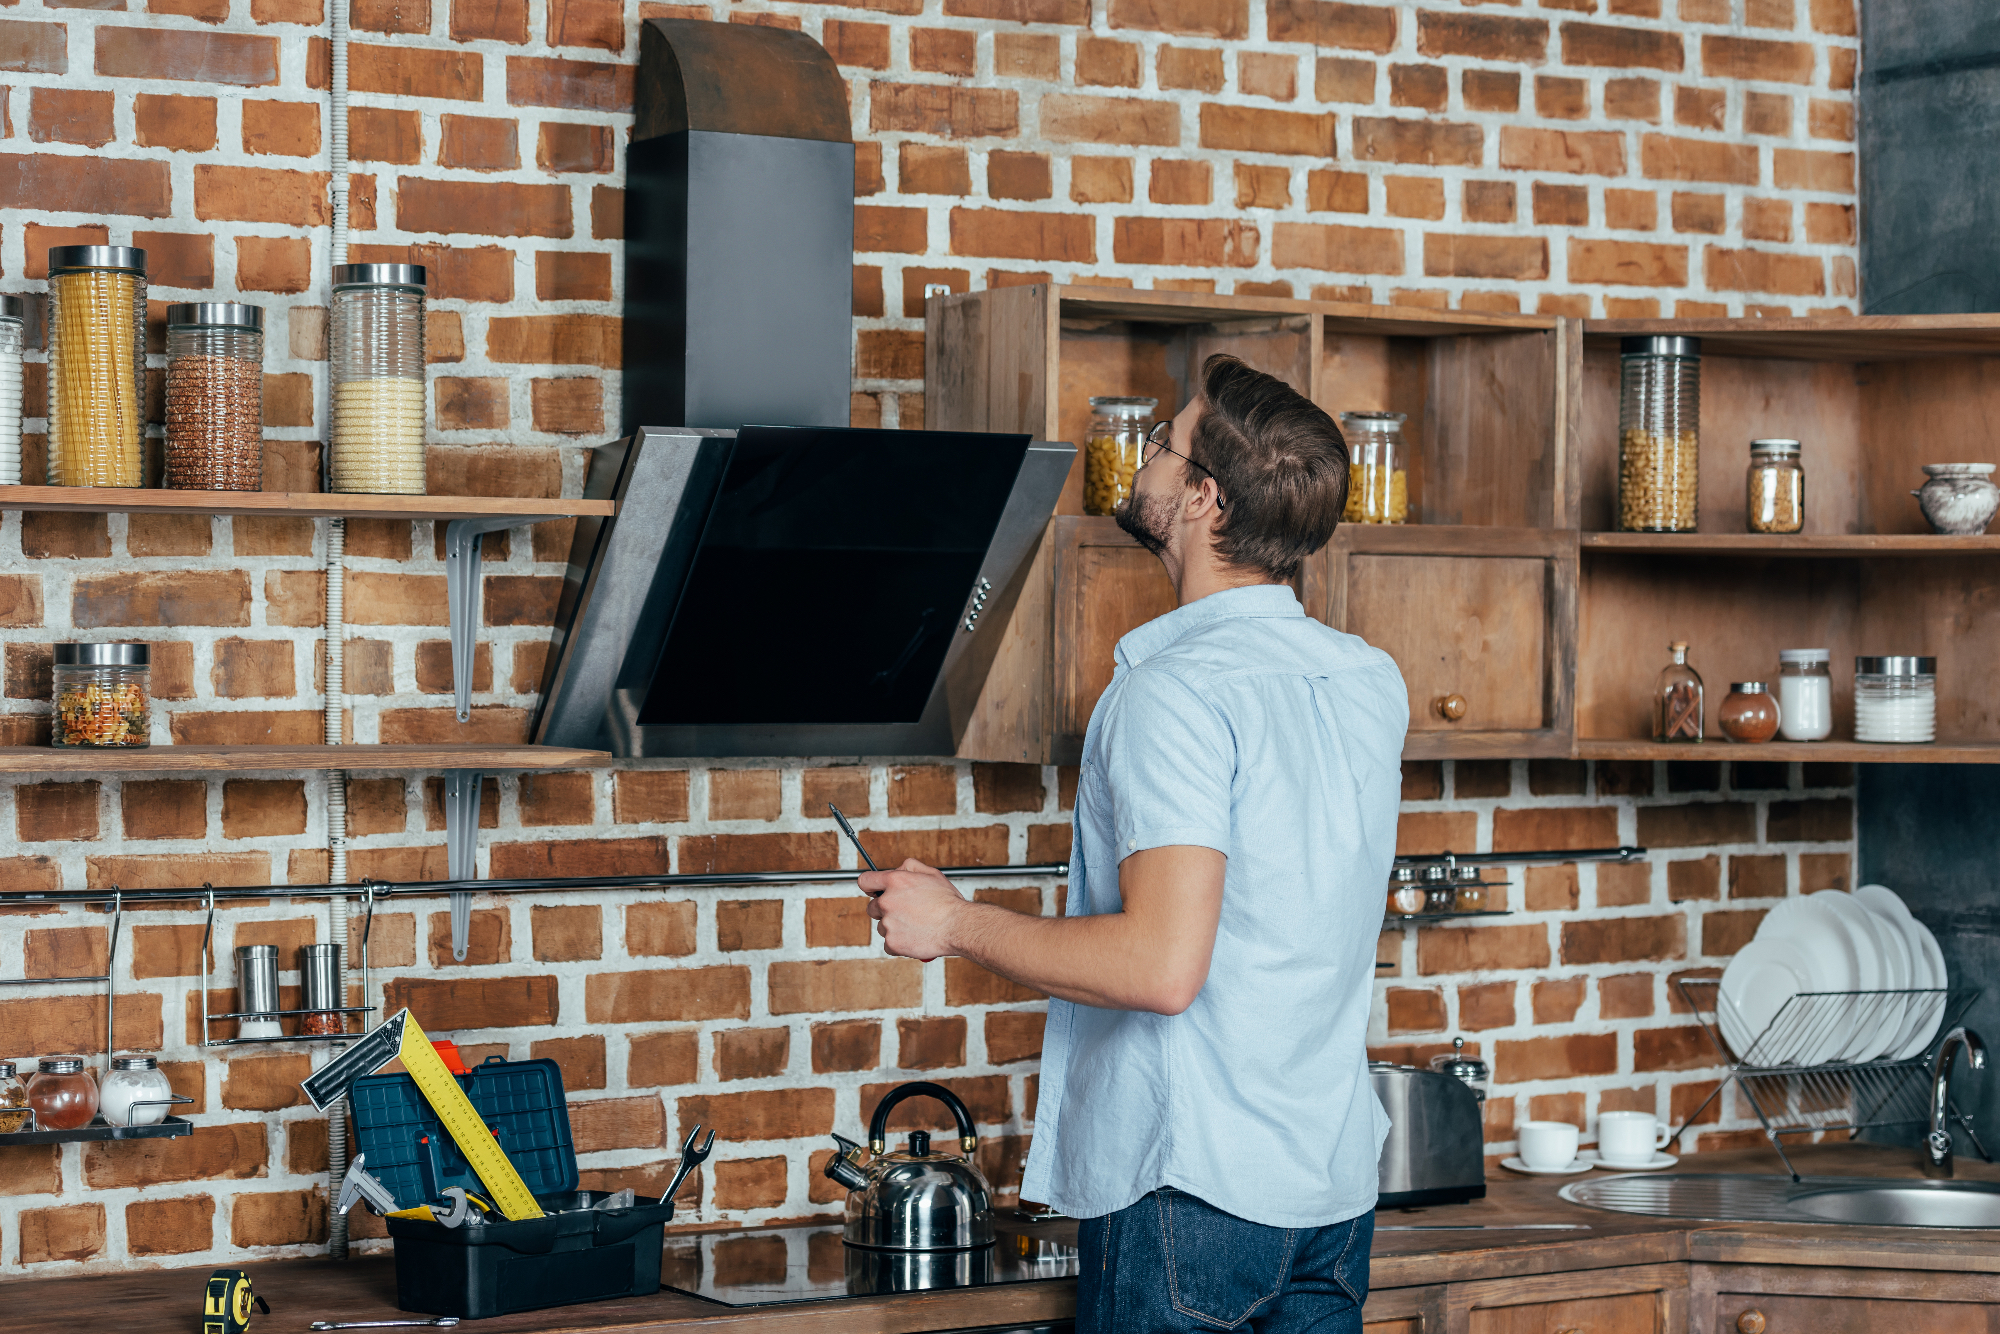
[235,944,280,1017]
[300,943,342,1011]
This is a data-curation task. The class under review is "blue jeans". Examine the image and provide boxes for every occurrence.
[1076,1188,1372,1333]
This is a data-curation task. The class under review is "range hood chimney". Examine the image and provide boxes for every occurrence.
[623,20,855,433]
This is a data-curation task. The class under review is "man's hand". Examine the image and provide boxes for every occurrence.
[861,858,968,963]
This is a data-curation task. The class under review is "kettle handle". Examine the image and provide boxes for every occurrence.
[869,1080,977,1156]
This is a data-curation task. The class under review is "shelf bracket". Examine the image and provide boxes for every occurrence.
[443,769,483,961]
[443,515,561,723]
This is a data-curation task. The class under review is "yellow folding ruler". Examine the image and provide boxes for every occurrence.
[302,1008,544,1222]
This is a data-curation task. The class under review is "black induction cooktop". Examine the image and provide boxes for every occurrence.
[661,1223,1078,1308]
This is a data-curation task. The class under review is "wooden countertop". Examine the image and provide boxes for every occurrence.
[15,1144,2000,1332]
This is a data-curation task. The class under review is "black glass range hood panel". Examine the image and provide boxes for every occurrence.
[639,426,1027,727]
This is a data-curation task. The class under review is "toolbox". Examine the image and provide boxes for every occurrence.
[349,1055,674,1318]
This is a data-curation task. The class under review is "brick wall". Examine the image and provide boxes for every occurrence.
[0,0,1862,1275]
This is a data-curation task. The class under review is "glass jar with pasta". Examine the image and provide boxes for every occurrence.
[53,642,150,748]
[330,263,428,495]
[48,246,147,489]
[1338,410,1410,524]
[1618,335,1701,532]
[1084,396,1156,516]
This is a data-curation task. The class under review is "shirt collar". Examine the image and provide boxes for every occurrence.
[1115,583,1305,669]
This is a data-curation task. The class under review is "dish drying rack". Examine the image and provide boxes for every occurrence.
[1671,978,1987,1181]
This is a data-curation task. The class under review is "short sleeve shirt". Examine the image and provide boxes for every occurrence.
[1018,583,1409,1228]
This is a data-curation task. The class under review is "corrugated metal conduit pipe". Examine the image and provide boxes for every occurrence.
[324,0,353,1259]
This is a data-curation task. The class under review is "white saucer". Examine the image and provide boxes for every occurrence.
[1501,1155,1593,1176]
[1585,1150,1678,1171]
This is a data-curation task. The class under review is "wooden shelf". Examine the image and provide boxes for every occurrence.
[1582,533,2000,555]
[0,487,614,521]
[1584,314,2000,361]
[0,744,609,772]
[1576,738,2000,764]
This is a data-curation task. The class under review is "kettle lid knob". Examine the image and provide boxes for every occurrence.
[908,1129,931,1156]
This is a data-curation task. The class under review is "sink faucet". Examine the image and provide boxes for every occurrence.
[1926,1027,1986,1179]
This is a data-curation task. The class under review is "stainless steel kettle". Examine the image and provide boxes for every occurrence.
[823,1081,994,1252]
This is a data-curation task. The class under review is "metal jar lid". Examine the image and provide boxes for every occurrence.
[37,1056,86,1075]
[54,642,149,667]
[112,1054,160,1071]
[0,1060,14,1078]
[1421,864,1449,883]
[1391,866,1419,884]
[1429,1037,1490,1083]
[1621,335,1701,358]
[1856,656,1937,675]
[167,302,264,331]
[333,262,426,290]
[49,245,146,275]
[0,294,23,322]
[1779,648,1830,663]
[1339,410,1408,426]
[1750,438,1801,455]
[1729,681,1771,694]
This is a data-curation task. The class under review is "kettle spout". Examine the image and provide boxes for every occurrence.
[824,1132,870,1192]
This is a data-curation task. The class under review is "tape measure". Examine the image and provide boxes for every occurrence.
[393,1011,543,1221]
[201,1268,268,1334]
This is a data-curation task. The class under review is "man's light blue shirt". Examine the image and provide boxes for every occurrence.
[1019,582,1409,1228]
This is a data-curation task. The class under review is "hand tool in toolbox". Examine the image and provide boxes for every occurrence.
[334,1152,401,1217]
[302,1008,544,1221]
[664,1123,716,1204]
[200,1268,269,1334]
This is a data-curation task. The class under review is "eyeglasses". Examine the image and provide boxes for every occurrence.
[1143,421,1225,509]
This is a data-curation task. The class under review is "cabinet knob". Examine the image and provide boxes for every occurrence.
[1736,1310,1768,1334]
[1434,693,1468,722]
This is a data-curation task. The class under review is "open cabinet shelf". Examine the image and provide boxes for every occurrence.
[0,744,608,773]
[0,486,614,522]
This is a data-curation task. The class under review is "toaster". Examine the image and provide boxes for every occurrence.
[1371,1062,1487,1208]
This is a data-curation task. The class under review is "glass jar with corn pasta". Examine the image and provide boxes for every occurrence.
[1084,396,1156,516]
[1617,335,1701,532]
[1338,410,1409,524]
[48,246,147,488]
[330,263,427,494]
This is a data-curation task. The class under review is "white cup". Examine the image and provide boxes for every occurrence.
[1596,1111,1671,1166]
[1518,1119,1581,1171]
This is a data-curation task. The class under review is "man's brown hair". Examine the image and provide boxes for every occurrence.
[1185,353,1349,581]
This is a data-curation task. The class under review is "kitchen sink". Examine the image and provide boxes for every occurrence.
[1562,1174,2000,1229]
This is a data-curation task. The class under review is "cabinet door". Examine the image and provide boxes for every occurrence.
[1311,527,1577,759]
[1466,1291,1659,1334]
[1050,516,1176,764]
[1692,1261,2000,1334]
[1445,1263,1685,1334]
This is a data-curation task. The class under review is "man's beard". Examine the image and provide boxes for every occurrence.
[1115,491,1175,558]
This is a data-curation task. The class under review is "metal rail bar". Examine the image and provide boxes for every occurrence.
[1392,846,1646,868]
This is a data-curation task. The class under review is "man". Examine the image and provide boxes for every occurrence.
[862,354,1409,1332]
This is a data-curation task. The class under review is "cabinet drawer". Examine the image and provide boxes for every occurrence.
[1468,1290,1660,1334]
[1711,1292,1992,1334]
[1346,552,1549,733]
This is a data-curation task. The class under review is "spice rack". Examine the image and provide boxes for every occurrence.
[195,884,379,1048]
[1381,846,1645,928]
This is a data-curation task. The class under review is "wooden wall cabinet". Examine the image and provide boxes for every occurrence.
[1362,1263,1686,1333]
[1690,1261,2000,1333]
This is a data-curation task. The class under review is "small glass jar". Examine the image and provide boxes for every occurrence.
[0,294,24,486]
[1653,640,1704,742]
[1084,396,1156,516]
[100,1054,173,1128]
[1618,335,1701,532]
[48,245,147,488]
[166,302,265,491]
[1777,649,1832,741]
[1339,411,1410,524]
[1746,438,1803,534]
[53,642,150,748]
[1719,682,1781,744]
[1450,864,1485,911]
[1388,866,1425,915]
[0,1060,29,1133]
[27,1056,98,1131]
[1422,863,1454,913]
[330,262,428,495]
[1855,656,1936,744]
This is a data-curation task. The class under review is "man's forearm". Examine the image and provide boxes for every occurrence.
[948,900,1182,1012]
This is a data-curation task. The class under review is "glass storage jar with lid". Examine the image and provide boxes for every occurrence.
[1338,411,1409,524]
[1854,656,1936,744]
[53,642,149,748]
[0,293,25,486]
[330,263,428,495]
[1084,396,1157,516]
[165,303,265,491]
[1777,648,1832,741]
[48,245,148,488]
[1652,640,1705,742]
[0,1060,28,1133]
[27,1056,98,1131]
[100,1055,174,1128]
[1618,335,1701,532]
[1746,438,1804,534]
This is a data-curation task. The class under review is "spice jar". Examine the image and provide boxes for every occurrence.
[1084,396,1156,516]
[0,294,24,486]
[1719,682,1781,743]
[1339,411,1410,524]
[1855,656,1936,744]
[166,302,264,491]
[301,943,345,1036]
[1422,863,1454,913]
[1388,867,1425,915]
[1746,438,1803,534]
[1777,649,1832,741]
[100,1054,173,1128]
[27,1056,98,1131]
[235,944,284,1040]
[1653,641,1705,742]
[53,642,149,748]
[1451,865,1486,911]
[330,262,428,495]
[0,1060,28,1133]
[48,246,147,488]
[1618,336,1701,532]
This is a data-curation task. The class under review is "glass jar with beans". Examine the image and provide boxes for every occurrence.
[165,302,265,491]
[1618,336,1701,532]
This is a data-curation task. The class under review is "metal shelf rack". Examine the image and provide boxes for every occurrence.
[1670,977,1987,1180]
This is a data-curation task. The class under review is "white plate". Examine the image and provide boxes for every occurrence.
[1501,1156,1593,1176]
[1810,889,1895,1061]
[1584,1150,1679,1171]
[1898,914,1949,1059]
[1853,885,1916,1060]
[1754,896,1858,1064]
[1719,937,1810,1064]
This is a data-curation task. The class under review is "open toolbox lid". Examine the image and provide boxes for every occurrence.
[350,1056,578,1209]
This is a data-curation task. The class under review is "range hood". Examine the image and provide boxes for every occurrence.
[533,427,1075,757]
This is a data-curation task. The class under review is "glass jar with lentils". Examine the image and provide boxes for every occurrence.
[165,302,264,491]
